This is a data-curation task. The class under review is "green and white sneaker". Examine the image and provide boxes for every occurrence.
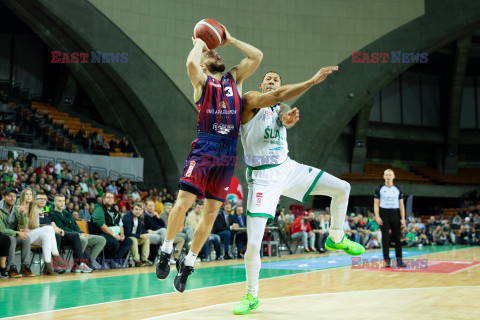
[233,293,259,315]
[325,235,365,256]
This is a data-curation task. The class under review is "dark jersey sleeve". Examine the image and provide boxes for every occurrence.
[374,185,382,199]
[396,185,404,200]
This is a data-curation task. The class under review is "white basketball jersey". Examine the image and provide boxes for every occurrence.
[240,105,289,167]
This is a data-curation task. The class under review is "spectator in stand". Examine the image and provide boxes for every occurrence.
[291,211,316,253]
[144,199,184,263]
[118,193,132,212]
[131,188,141,201]
[452,214,462,228]
[51,194,105,271]
[186,202,221,261]
[432,225,449,245]
[349,215,362,244]
[155,195,164,214]
[416,217,426,232]
[160,202,193,250]
[285,209,295,236]
[119,136,134,153]
[0,124,6,138]
[343,217,353,239]
[312,213,327,252]
[90,191,132,267]
[404,225,420,247]
[366,215,382,248]
[107,181,118,195]
[72,211,82,221]
[35,162,47,176]
[0,187,33,277]
[122,203,152,267]
[0,234,10,278]
[426,216,439,243]
[212,203,236,259]
[232,206,247,257]
[19,188,67,275]
[80,203,92,222]
[416,228,429,246]
[474,214,480,228]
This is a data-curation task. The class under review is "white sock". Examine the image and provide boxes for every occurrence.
[184,250,197,267]
[310,172,350,241]
[161,239,174,254]
[245,216,268,298]
[329,229,345,243]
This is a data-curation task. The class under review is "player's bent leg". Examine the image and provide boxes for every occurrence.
[157,189,197,281]
[310,172,365,256]
[165,190,198,241]
[233,216,266,315]
[173,198,223,293]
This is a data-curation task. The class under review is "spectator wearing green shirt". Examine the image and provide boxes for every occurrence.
[51,194,105,271]
[90,191,133,265]
[404,225,419,247]
[367,217,382,248]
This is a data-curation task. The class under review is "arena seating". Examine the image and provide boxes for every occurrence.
[339,163,433,185]
[412,166,480,186]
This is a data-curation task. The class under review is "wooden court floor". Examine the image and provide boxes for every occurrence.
[1,245,479,320]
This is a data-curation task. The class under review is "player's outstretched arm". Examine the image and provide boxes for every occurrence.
[242,66,338,110]
[221,25,263,86]
[186,38,208,91]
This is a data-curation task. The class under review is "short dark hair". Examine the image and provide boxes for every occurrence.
[133,202,143,209]
[36,191,47,199]
[262,71,282,84]
[54,193,65,200]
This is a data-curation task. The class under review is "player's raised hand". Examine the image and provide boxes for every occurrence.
[311,66,338,84]
[281,107,300,127]
[192,37,207,49]
[219,24,232,46]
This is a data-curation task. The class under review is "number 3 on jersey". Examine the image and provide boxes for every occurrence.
[225,87,233,97]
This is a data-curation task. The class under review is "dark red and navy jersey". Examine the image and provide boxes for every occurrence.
[195,72,242,140]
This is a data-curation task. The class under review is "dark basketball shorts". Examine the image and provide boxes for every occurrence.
[179,132,237,202]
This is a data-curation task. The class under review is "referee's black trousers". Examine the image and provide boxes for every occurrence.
[380,208,402,261]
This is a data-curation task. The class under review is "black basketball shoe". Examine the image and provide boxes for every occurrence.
[173,257,194,293]
[156,249,173,280]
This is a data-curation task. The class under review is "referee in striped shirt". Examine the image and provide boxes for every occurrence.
[374,169,406,268]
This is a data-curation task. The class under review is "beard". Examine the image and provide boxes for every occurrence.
[207,61,226,73]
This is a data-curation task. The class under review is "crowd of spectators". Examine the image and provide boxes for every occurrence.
[1,150,478,278]
[0,152,253,278]
[280,195,480,254]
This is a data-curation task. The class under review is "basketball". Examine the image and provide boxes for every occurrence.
[193,19,225,49]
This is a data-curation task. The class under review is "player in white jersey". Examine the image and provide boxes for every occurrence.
[233,70,366,315]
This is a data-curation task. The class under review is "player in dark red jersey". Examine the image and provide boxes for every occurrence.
[156,25,263,293]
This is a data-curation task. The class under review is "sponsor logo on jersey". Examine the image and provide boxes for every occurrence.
[213,123,234,135]
[256,192,263,207]
[269,146,284,151]
[206,109,237,115]
[264,127,285,141]
[220,101,227,109]
[185,161,195,177]
[210,83,221,88]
